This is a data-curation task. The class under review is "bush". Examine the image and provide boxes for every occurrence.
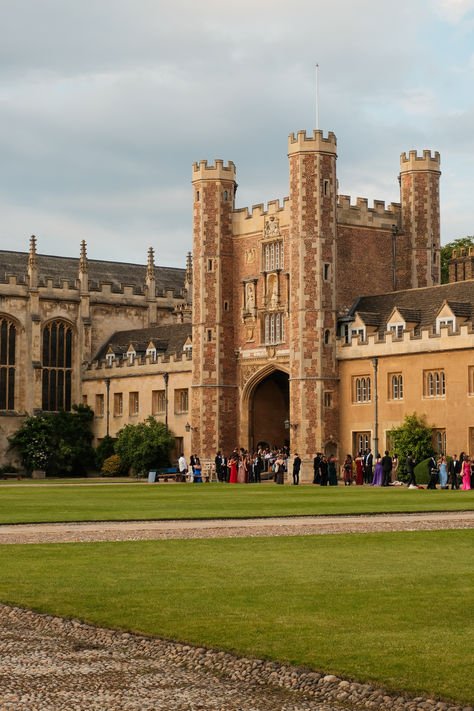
[8,405,95,476]
[95,435,117,471]
[101,454,124,477]
[388,413,433,482]
[115,416,175,476]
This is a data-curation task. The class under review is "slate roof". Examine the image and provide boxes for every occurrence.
[0,250,186,296]
[94,323,192,361]
[345,280,474,331]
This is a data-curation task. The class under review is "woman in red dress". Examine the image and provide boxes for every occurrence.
[355,452,364,486]
[229,453,238,483]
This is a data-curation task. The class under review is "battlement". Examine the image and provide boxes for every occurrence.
[337,321,474,359]
[233,197,290,235]
[337,195,401,229]
[288,129,337,155]
[192,159,236,182]
[400,149,440,172]
[452,246,474,258]
[85,348,192,375]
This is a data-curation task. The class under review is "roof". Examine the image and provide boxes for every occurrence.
[94,323,192,361]
[344,280,474,331]
[0,250,186,296]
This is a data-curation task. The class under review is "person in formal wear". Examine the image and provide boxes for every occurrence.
[381,451,393,487]
[449,455,461,489]
[229,451,238,483]
[427,454,439,489]
[313,453,321,484]
[461,456,471,490]
[364,449,373,484]
[274,452,285,485]
[391,453,399,483]
[406,452,417,488]
[343,455,353,485]
[292,453,301,485]
[355,452,364,486]
[328,455,338,486]
[178,453,187,482]
[371,454,383,486]
[438,455,448,489]
[193,456,202,483]
[319,455,328,486]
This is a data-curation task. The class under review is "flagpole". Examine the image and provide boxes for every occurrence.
[316,63,319,131]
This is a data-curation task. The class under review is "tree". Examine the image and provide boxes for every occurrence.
[388,413,433,481]
[8,404,95,476]
[440,236,474,284]
[115,416,175,476]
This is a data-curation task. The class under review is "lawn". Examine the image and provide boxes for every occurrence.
[0,530,472,703]
[0,483,472,524]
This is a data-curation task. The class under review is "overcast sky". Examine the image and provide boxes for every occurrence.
[1,0,473,268]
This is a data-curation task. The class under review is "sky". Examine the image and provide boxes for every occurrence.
[1,0,473,268]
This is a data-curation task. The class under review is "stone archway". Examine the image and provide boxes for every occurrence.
[248,369,289,452]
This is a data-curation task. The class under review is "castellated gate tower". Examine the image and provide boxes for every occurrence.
[191,129,441,481]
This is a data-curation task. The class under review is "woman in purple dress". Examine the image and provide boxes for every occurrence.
[371,454,383,486]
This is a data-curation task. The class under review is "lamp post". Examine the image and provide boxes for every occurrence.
[105,378,110,437]
[164,373,169,428]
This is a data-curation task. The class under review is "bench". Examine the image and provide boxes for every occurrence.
[148,468,185,483]
[1,471,22,480]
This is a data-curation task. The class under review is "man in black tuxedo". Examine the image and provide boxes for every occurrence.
[381,451,392,487]
[292,453,302,485]
[313,453,321,484]
[406,452,417,487]
[364,449,373,484]
[449,455,461,489]
[427,454,439,489]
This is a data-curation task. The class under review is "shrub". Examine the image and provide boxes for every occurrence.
[95,435,117,471]
[101,454,124,477]
[8,405,95,476]
[388,413,433,482]
[115,416,175,476]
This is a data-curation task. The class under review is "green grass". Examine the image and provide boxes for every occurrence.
[1,530,472,703]
[0,483,472,524]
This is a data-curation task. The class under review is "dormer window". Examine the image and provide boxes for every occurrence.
[146,347,157,362]
[436,317,455,333]
[351,327,365,341]
[106,353,115,366]
[388,323,404,339]
[125,348,136,364]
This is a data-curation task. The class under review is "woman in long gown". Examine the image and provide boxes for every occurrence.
[328,456,338,486]
[343,455,353,486]
[371,455,383,486]
[237,454,246,483]
[462,457,471,490]
[355,452,364,486]
[391,454,399,483]
[438,455,448,488]
[229,455,238,483]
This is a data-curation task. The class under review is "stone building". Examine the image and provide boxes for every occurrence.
[1,125,472,480]
[190,130,446,480]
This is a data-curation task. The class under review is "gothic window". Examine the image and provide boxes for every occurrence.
[129,392,139,415]
[114,392,123,416]
[353,376,371,403]
[175,389,189,414]
[324,329,330,344]
[264,241,283,271]
[264,313,285,345]
[95,394,104,416]
[424,370,446,397]
[0,317,16,410]
[390,374,403,400]
[152,390,166,415]
[42,321,72,411]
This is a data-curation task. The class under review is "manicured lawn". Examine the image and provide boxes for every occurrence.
[0,483,472,524]
[0,530,472,703]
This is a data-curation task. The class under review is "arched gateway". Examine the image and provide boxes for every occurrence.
[243,367,289,453]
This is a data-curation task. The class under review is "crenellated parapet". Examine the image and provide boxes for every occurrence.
[288,129,337,156]
[337,195,401,229]
[85,348,192,375]
[337,322,473,359]
[233,197,290,236]
[400,150,441,173]
[192,159,236,182]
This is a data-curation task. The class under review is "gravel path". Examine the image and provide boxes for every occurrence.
[0,511,473,545]
[1,604,471,711]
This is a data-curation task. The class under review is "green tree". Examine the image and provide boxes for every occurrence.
[8,405,95,476]
[388,413,433,481]
[115,416,175,476]
[95,435,117,471]
[440,236,474,283]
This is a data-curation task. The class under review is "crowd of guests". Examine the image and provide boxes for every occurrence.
[178,447,474,489]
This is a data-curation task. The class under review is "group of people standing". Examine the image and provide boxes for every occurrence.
[311,453,339,486]
[341,450,397,486]
[426,452,473,490]
[215,446,290,484]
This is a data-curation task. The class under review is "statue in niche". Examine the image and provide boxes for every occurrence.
[268,274,278,309]
[246,326,254,342]
[246,282,255,310]
[264,216,280,238]
[245,248,256,265]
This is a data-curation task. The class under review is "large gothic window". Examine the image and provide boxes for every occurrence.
[42,321,72,411]
[0,317,16,410]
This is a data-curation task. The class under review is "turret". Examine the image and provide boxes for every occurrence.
[191,159,237,459]
[287,130,339,478]
[27,235,38,290]
[400,150,441,288]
